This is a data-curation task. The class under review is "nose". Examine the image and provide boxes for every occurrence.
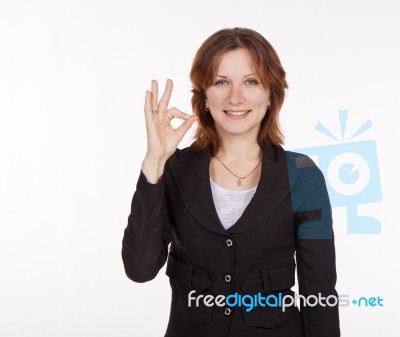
[228,84,244,106]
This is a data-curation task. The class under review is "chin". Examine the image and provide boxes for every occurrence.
[217,124,261,137]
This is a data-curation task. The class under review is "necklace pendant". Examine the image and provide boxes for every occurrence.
[237,178,242,187]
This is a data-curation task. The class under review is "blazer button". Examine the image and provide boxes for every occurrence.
[225,238,233,247]
[224,273,232,283]
[224,307,232,316]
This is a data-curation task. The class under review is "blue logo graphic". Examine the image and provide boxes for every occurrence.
[351,296,383,307]
[290,110,382,234]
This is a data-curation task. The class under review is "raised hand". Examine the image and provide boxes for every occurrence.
[141,79,197,183]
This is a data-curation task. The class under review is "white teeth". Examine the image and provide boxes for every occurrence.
[225,110,249,116]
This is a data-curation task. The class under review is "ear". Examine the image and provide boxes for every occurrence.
[205,98,210,111]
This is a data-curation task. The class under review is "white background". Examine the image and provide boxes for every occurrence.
[1,0,399,336]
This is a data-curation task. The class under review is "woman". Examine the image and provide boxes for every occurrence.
[122,27,340,337]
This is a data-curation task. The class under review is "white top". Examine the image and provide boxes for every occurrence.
[210,178,257,230]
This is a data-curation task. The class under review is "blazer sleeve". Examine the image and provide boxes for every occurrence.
[288,153,340,337]
[121,169,172,283]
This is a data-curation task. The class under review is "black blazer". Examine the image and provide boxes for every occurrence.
[122,142,340,337]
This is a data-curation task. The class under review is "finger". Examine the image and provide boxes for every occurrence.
[158,79,173,113]
[151,80,159,112]
[144,90,155,123]
[175,115,197,139]
[167,107,193,121]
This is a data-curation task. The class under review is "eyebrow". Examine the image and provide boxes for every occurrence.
[215,73,257,78]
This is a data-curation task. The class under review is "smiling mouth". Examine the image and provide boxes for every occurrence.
[224,110,251,116]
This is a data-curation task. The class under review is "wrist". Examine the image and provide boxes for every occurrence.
[141,156,167,184]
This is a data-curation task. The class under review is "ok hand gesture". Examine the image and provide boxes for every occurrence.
[141,79,197,183]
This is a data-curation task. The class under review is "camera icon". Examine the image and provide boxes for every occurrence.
[289,111,382,234]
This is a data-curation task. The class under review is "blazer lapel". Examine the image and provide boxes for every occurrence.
[168,142,298,235]
[168,144,227,235]
[228,145,292,233]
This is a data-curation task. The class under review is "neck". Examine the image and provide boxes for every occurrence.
[215,134,262,161]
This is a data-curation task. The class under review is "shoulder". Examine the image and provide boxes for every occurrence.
[284,148,329,198]
[167,142,209,162]
[263,143,318,170]
[282,148,326,189]
[284,149,318,169]
[164,142,209,174]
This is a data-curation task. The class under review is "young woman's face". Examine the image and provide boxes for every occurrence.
[205,48,271,139]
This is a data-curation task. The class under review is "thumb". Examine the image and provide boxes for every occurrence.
[175,115,197,139]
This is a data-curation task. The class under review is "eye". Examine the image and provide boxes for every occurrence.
[214,79,228,85]
[246,79,258,85]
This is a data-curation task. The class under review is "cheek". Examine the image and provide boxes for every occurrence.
[255,95,270,111]
[206,90,226,107]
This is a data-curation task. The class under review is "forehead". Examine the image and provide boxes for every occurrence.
[215,48,257,74]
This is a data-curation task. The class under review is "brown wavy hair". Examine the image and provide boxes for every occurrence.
[190,27,288,154]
